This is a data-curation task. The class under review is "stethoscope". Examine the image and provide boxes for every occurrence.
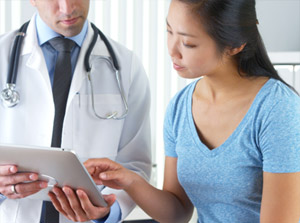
[1,21,128,120]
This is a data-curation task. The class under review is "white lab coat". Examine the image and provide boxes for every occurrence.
[0,16,151,223]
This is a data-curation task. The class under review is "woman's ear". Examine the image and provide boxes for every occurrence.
[227,43,247,56]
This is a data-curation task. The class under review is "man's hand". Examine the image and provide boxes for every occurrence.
[49,186,116,222]
[0,165,48,199]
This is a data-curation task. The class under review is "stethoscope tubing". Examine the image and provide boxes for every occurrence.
[2,21,128,119]
[84,23,120,72]
[7,22,29,85]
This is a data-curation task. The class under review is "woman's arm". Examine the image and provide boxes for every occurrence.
[84,157,194,223]
[260,171,300,223]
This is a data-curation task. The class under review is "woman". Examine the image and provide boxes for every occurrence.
[85,0,300,222]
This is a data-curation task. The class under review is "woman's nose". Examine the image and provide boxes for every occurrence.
[168,40,182,60]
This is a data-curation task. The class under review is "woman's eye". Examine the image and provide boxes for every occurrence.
[166,29,172,34]
[183,43,196,48]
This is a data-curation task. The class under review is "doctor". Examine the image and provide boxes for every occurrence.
[0,0,151,223]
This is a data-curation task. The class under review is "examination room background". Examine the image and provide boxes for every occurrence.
[1,0,300,222]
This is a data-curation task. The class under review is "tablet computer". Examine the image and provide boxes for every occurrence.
[0,144,107,207]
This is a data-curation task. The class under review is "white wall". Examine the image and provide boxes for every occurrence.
[256,0,300,52]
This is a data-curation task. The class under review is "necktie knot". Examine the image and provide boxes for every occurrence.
[48,37,75,53]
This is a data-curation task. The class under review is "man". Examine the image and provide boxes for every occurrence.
[0,0,151,222]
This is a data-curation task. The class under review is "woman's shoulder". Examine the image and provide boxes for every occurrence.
[260,78,300,108]
[168,79,198,107]
[254,78,300,123]
[165,79,198,121]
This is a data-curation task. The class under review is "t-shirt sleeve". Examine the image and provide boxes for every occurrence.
[163,101,178,157]
[260,96,300,173]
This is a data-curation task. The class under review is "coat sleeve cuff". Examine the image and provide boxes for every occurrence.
[0,194,6,205]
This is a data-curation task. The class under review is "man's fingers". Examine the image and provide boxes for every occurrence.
[63,187,88,222]
[0,185,18,196]
[76,190,90,210]
[49,192,68,217]
[7,190,41,199]
[0,181,47,198]
[0,165,17,175]
[14,181,48,194]
[76,190,112,220]
[52,187,76,221]
[0,172,39,186]
[102,194,117,207]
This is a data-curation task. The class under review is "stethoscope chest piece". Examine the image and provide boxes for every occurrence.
[1,84,20,107]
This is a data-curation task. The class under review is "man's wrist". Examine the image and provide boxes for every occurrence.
[93,201,121,223]
[96,211,110,223]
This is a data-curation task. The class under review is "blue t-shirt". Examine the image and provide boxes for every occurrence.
[164,78,300,223]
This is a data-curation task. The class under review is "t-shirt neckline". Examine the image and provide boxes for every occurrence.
[187,78,274,157]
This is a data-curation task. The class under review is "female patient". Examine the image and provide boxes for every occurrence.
[85,0,300,222]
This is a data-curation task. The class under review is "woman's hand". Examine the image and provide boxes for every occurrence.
[85,157,194,223]
[84,158,138,190]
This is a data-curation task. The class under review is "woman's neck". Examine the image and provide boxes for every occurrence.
[194,63,261,104]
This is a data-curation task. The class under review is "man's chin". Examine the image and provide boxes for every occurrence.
[55,25,83,37]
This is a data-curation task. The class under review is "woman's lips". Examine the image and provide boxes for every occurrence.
[173,63,185,71]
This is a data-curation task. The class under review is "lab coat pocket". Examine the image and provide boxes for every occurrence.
[71,93,125,161]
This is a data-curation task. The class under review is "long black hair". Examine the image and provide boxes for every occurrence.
[178,0,294,90]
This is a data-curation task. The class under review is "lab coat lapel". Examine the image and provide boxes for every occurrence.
[22,16,53,99]
[66,24,94,110]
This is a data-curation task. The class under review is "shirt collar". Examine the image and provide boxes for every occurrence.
[35,13,88,47]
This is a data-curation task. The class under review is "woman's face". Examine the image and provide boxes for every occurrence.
[167,0,225,79]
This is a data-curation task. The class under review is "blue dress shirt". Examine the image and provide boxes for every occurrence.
[35,14,87,85]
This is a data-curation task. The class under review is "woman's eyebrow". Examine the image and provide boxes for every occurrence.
[166,19,197,38]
